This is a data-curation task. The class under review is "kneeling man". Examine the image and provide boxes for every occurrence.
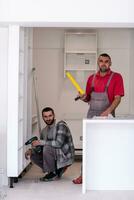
[25,107,75,181]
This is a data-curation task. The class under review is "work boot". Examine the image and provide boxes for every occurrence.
[40,172,57,182]
[56,166,68,178]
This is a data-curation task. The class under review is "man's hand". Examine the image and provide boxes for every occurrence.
[75,92,88,101]
[101,96,121,117]
[25,148,32,160]
[100,109,110,116]
[32,140,41,147]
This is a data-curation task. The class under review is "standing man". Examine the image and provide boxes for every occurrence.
[73,53,124,184]
[25,107,75,182]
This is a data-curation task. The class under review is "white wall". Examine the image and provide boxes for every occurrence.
[33,28,65,120]
[0,0,134,24]
[0,27,8,185]
[129,30,134,114]
[98,29,131,114]
[33,28,134,148]
[33,28,88,120]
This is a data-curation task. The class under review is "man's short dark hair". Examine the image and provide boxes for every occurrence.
[42,107,54,115]
[99,53,111,61]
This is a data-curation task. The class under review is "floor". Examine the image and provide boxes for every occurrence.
[2,161,134,200]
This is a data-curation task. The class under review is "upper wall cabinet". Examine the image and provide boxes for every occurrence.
[64,32,97,75]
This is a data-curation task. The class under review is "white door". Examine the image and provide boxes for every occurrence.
[7,25,33,177]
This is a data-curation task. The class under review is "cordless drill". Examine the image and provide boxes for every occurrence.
[25,136,43,153]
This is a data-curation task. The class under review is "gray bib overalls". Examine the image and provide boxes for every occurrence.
[87,72,114,118]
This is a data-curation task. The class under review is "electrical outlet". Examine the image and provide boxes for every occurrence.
[85,59,90,64]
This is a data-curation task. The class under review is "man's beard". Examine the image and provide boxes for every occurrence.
[100,66,109,73]
[45,118,55,125]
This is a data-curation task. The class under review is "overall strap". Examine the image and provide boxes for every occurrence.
[91,74,96,91]
[105,72,114,92]
[91,72,114,92]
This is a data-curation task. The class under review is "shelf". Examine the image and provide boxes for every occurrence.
[65,67,96,71]
[65,32,97,52]
[64,31,97,77]
[65,32,96,35]
[65,50,97,54]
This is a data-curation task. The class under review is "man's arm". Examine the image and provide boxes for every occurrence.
[101,95,121,116]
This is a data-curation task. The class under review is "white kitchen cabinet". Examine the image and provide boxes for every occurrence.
[83,117,134,193]
[7,26,33,188]
[64,32,97,75]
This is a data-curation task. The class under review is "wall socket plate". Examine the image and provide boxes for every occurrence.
[85,59,90,64]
